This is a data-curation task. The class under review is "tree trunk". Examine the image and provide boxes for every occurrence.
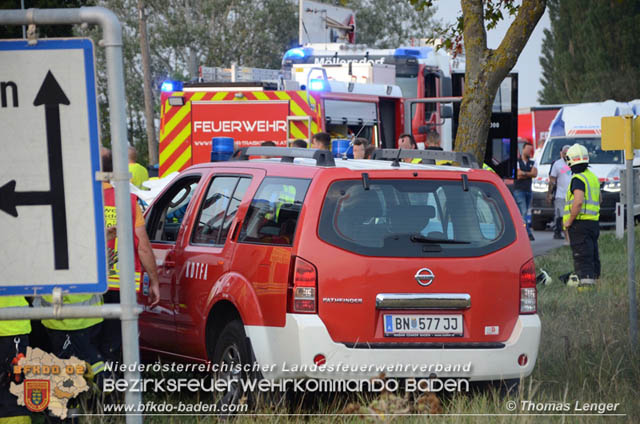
[455,77,495,165]
[138,0,158,165]
[455,0,546,165]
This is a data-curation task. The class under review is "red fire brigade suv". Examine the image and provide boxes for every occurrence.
[137,147,541,399]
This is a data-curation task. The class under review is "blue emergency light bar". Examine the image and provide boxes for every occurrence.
[161,80,183,92]
[283,47,310,60]
[394,47,432,59]
[309,78,329,91]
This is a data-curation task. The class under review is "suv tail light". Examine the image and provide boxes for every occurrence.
[288,257,317,313]
[519,258,537,314]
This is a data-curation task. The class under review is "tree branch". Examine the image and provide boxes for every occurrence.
[489,0,546,86]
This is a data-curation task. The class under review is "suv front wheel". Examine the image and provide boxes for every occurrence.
[212,320,252,409]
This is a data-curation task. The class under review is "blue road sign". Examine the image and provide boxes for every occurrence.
[0,39,107,295]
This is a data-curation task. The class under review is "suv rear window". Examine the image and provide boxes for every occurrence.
[318,179,515,257]
[238,177,311,246]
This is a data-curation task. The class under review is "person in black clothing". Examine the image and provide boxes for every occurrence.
[513,143,537,241]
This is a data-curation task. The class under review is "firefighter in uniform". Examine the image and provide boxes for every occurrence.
[0,296,31,424]
[38,294,106,386]
[101,148,160,362]
[563,143,601,289]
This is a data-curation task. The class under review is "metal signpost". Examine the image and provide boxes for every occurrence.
[602,115,639,351]
[0,8,142,423]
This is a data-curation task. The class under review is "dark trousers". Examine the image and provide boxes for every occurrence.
[100,290,122,364]
[0,334,29,418]
[45,325,107,423]
[46,324,104,369]
[568,220,600,279]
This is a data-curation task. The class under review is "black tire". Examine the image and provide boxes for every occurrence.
[212,320,252,409]
[531,217,547,231]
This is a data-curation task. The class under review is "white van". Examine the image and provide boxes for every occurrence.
[531,101,632,230]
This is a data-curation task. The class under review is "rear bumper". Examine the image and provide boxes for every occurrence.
[245,313,541,382]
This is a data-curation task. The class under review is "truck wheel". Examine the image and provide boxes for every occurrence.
[531,217,546,231]
[212,320,252,409]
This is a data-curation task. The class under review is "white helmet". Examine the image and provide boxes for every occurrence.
[566,144,589,167]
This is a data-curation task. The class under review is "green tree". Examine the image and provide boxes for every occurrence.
[539,0,640,104]
[413,0,546,164]
[76,0,300,165]
[78,0,440,164]
[0,0,89,38]
[346,0,437,48]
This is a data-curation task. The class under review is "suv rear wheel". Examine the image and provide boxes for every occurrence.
[212,320,251,408]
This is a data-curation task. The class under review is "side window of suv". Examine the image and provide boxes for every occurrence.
[191,176,251,245]
[238,177,311,246]
[147,176,201,242]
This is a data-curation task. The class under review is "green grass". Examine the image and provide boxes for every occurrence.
[71,229,640,423]
[529,228,640,423]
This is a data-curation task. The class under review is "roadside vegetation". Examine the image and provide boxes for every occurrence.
[68,229,640,423]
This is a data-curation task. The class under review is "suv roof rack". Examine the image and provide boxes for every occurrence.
[232,147,336,167]
[371,149,479,169]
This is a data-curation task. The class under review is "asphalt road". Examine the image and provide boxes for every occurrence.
[530,229,567,257]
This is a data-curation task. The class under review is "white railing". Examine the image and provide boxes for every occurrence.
[198,64,290,83]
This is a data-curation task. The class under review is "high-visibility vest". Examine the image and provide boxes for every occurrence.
[103,186,142,291]
[483,163,496,173]
[266,185,296,222]
[0,296,31,336]
[40,294,103,331]
[129,162,149,189]
[563,169,600,223]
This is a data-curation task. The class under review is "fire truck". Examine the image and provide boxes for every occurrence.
[282,44,456,148]
[158,65,404,177]
[158,48,518,179]
[282,43,520,179]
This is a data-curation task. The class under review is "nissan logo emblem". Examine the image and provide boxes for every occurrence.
[415,268,435,287]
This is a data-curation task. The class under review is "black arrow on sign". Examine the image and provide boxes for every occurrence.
[0,71,70,270]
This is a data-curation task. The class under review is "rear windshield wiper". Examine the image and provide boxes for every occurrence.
[409,234,471,244]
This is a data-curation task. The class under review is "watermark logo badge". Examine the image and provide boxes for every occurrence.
[24,379,50,412]
[10,347,88,419]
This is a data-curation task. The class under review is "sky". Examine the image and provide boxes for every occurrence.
[433,2,551,108]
